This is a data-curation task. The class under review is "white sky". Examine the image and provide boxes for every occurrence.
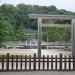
[0,0,75,12]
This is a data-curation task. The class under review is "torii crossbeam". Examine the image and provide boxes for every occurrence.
[28,14,75,57]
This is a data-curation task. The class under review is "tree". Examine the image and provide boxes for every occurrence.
[0,14,14,47]
[0,3,73,47]
[15,26,27,41]
[1,4,17,25]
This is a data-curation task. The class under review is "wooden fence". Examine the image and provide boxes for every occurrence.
[0,53,75,72]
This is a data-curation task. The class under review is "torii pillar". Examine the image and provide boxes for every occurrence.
[38,18,42,57]
[72,20,75,56]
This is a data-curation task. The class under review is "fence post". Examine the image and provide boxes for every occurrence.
[2,55,4,71]
[34,53,36,70]
[73,56,75,70]
[69,55,71,70]
[59,54,62,71]
[11,55,14,70]
[20,55,23,70]
[64,55,66,70]
[47,55,49,70]
[6,53,9,71]
[16,55,18,70]
[38,56,40,70]
[55,55,57,70]
[43,55,45,70]
[51,55,53,70]
[25,55,27,70]
[29,55,31,70]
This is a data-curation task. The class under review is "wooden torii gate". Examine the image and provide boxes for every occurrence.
[28,14,75,57]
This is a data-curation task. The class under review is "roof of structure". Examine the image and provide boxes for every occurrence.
[25,28,37,35]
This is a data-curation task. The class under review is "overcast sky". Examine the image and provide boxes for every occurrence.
[0,0,75,12]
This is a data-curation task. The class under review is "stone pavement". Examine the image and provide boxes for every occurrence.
[0,71,75,75]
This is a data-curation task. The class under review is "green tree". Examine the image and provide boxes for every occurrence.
[15,26,27,41]
[0,14,14,47]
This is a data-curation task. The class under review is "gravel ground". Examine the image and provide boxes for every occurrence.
[0,71,75,75]
[0,49,71,56]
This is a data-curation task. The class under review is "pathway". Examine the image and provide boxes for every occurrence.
[0,71,75,75]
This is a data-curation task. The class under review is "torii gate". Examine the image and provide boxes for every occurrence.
[28,14,75,57]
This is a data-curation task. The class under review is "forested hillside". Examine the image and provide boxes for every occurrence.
[0,3,74,47]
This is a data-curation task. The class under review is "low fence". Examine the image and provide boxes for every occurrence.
[0,53,75,72]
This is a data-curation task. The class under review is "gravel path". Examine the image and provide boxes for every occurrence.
[0,49,71,56]
[0,71,75,75]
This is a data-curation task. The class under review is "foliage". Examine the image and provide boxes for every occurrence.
[0,3,74,47]
[42,27,71,43]
[0,14,14,47]
[15,26,27,41]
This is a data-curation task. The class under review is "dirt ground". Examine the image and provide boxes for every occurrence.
[0,49,71,57]
[0,71,75,75]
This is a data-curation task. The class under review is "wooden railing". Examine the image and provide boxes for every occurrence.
[0,53,75,71]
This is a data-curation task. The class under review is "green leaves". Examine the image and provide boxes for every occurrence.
[42,27,71,43]
[0,3,74,47]
[0,14,12,47]
[15,26,27,41]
